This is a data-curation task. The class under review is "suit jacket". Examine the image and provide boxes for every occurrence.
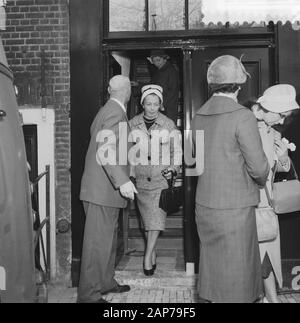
[80,99,131,208]
[191,95,270,209]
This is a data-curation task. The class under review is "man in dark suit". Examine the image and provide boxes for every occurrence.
[78,75,137,303]
[149,50,180,124]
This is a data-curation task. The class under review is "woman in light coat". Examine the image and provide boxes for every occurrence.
[252,84,300,303]
[129,85,182,276]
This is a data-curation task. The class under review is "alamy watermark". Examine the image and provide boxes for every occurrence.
[95,122,204,176]
[0,266,6,291]
[292,266,300,291]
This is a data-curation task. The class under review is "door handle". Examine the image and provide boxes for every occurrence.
[0,109,6,120]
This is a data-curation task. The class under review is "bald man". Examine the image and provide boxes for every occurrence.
[78,75,137,303]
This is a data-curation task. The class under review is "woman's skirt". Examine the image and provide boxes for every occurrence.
[137,188,167,231]
[259,210,282,288]
[195,204,263,303]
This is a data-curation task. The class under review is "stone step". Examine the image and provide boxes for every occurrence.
[129,228,183,238]
[115,270,197,289]
[128,236,184,251]
[129,207,183,218]
[129,216,184,230]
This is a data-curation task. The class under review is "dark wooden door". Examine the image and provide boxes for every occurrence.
[190,47,270,114]
[183,46,272,273]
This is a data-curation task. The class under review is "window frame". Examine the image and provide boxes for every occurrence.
[105,0,190,36]
[103,0,276,40]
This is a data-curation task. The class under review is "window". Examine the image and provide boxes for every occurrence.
[109,0,146,32]
[108,0,300,33]
[148,0,185,31]
[200,0,300,25]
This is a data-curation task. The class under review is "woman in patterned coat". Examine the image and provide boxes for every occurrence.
[129,85,182,276]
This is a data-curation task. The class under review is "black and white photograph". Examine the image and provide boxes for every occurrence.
[1,0,300,306]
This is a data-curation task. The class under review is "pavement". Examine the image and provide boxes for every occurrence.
[47,251,300,304]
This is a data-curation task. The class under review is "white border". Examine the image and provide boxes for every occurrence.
[19,107,56,279]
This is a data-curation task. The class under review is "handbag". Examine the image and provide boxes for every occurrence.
[159,172,183,214]
[265,161,300,214]
[255,207,279,242]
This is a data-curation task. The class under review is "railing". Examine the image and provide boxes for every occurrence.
[32,165,51,283]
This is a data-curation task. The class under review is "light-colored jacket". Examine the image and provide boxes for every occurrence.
[258,121,291,288]
[192,95,270,209]
[129,112,182,190]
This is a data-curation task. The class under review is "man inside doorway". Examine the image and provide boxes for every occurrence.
[149,50,180,124]
[78,75,137,303]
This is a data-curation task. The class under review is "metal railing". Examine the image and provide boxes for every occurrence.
[32,165,51,283]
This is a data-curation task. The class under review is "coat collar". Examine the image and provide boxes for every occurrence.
[196,96,246,116]
[134,112,166,127]
[157,61,171,73]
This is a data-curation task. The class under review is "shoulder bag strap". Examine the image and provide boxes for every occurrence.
[264,159,299,208]
[264,161,279,208]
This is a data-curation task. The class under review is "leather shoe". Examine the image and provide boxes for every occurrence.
[102,284,130,295]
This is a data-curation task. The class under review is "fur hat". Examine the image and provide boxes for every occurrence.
[207,55,250,85]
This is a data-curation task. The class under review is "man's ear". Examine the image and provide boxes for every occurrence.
[108,86,112,95]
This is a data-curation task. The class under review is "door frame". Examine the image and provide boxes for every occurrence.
[70,2,278,284]
[101,32,278,273]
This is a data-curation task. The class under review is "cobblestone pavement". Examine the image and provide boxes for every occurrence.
[48,253,300,304]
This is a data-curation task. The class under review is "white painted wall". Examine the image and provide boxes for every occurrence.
[19,107,56,279]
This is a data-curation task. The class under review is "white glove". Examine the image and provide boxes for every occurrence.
[120,181,138,201]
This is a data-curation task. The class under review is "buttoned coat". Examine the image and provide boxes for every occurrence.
[258,121,291,288]
[80,100,131,208]
[129,112,182,231]
[192,95,270,302]
[129,112,182,190]
[192,95,270,209]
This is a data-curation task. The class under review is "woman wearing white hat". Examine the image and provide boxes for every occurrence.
[129,84,182,276]
[252,84,300,303]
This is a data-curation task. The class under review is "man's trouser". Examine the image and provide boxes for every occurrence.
[78,202,119,302]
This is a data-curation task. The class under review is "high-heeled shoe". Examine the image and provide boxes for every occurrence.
[143,267,154,276]
[152,255,157,272]
[143,260,155,276]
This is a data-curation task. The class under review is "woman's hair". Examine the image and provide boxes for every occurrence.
[142,93,162,105]
[273,109,300,133]
[209,83,241,95]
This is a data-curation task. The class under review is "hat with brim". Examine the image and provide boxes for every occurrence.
[150,50,169,59]
[148,50,170,63]
[257,84,300,113]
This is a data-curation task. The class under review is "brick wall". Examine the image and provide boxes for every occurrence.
[1,0,71,281]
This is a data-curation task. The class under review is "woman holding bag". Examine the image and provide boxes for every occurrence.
[129,85,182,276]
[251,84,300,303]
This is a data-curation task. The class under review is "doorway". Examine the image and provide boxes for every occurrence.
[105,45,273,274]
[70,34,275,286]
[108,49,186,269]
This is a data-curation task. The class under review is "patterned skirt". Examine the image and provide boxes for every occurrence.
[136,188,167,231]
[195,204,263,303]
